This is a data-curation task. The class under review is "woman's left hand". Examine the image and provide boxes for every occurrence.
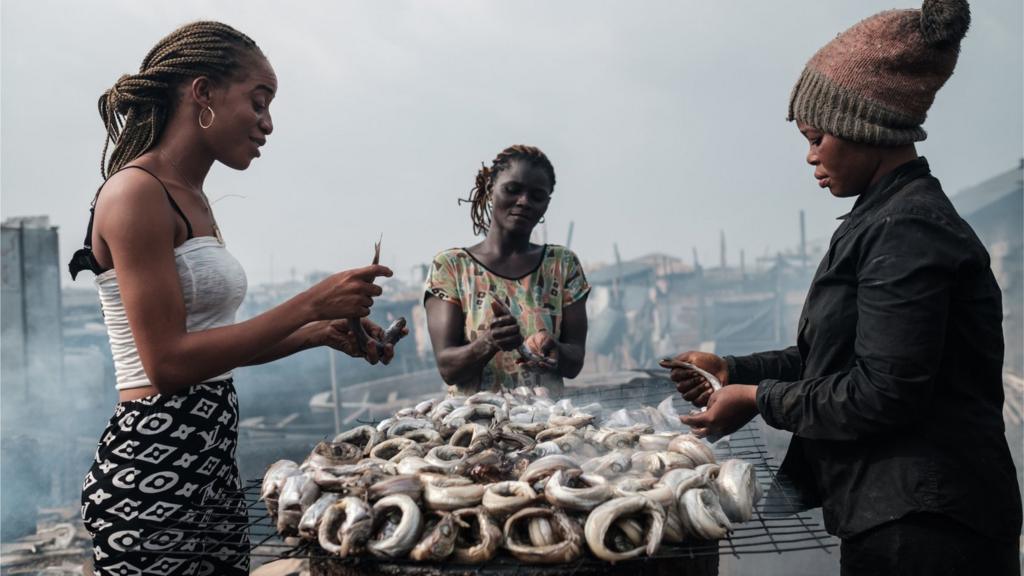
[521,330,559,370]
[680,384,759,439]
[316,318,395,365]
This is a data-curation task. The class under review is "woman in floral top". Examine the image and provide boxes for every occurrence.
[424,145,590,396]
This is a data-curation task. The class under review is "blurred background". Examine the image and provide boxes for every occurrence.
[2,1,1021,573]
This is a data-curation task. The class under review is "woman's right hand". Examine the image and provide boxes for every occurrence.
[316,318,392,365]
[661,351,730,407]
[306,264,393,320]
[483,300,524,352]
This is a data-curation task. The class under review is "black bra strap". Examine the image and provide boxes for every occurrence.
[121,165,194,240]
[69,164,195,280]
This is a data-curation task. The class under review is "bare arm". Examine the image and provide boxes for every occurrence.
[552,296,587,378]
[96,171,390,394]
[241,323,322,366]
[243,319,397,366]
[425,296,526,392]
[424,296,500,392]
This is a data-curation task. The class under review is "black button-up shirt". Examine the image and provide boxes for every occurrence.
[729,157,1022,541]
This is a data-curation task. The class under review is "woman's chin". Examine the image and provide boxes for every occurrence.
[222,156,254,171]
[505,219,537,235]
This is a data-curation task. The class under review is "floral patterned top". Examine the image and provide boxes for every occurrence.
[424,244,590,394]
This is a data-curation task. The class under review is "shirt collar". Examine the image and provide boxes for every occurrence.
[836,157,931,221]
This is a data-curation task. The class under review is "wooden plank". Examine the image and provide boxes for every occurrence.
[343,406,368,426]
[274,413,301,429]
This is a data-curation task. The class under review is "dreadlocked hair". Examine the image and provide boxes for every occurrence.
[459,144,556,236]
[97,21,263,179]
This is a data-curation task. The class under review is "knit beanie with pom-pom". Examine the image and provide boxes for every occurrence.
[787,0,971,145]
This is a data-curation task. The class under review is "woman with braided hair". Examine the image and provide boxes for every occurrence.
[424,145,590,397]
[71,22,397,575]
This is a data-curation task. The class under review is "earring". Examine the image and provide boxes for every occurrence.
[198,106,216,129]
[539,216,546,223]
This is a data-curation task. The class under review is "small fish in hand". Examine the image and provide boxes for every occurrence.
[349,236,408,358]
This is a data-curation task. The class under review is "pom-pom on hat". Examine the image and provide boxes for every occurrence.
[787,0,970,146]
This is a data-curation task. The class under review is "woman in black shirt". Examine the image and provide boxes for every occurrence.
[669,2,1022,574]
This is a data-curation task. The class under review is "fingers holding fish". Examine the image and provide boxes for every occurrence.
[659,353,729,402]
[485,303,524,352]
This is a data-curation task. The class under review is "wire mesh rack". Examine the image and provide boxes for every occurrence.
[139,371,837,574]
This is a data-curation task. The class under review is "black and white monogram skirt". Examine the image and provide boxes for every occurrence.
[81,381,249,576]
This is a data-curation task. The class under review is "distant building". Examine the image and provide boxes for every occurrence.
[1,216,64,428]
[952,159,1024,375]
[1,216,68,533]
[583,232,823,371]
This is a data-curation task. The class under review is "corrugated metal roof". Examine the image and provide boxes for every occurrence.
[951,160,1023,217]
[588,261,657,285]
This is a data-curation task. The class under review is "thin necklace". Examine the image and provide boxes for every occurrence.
[161,151,224,244]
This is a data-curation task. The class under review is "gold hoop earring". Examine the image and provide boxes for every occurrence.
[198,106,216,129]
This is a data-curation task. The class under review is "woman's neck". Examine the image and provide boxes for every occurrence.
[480,227,536,258]
[868,145,919,187]
[152,122,215,190]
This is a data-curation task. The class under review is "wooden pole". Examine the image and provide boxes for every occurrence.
[329,349,341,435]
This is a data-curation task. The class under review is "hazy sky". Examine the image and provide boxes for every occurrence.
[3,0,1021,287]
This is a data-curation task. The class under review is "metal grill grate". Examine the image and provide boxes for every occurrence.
[139,373,837,571]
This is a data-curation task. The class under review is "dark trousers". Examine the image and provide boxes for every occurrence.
[841,513,1020,576]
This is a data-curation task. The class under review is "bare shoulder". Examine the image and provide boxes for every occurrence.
[94,166,177,244]
[95,167,168,220]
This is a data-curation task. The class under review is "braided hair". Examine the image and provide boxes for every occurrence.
[460,145,556,236]
[98,21,263,179]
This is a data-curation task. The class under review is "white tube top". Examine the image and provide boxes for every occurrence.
[95,237,248,390]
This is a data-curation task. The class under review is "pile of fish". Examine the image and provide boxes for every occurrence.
[261,387,762,565]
